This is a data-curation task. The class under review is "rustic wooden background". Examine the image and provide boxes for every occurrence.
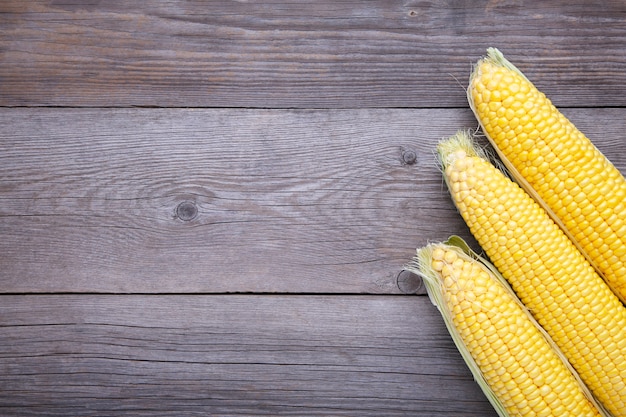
[2,1,625,416]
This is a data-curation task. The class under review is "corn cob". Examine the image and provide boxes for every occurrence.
[468,47,626,304]
[438,130,626,417]
[407,236,606,417]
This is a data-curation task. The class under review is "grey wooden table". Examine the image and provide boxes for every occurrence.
[2,2,626,416]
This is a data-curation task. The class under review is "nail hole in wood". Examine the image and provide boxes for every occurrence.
[176,201,198,221]
[397,269,423,294]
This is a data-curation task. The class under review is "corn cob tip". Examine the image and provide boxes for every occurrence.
[405,236,483,309]
[486,48,524,74]
[475,48,529,83]
[437,130,474,169]
[468,48,531,115]
[404,237,456,305]
[436,130,492,173]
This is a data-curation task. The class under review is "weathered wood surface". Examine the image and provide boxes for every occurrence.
[3,107,625,294]
[0,107,473,294]
[2,1,626,416]
[1,1,626,108]
[0,295,498,417]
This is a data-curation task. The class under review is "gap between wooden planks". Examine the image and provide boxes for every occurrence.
[2,1,626,108]
[0,293,499,417]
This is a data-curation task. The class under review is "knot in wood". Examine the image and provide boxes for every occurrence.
[176,201,198,221]
[402,149,417,165]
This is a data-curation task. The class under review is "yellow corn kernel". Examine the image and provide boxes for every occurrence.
[438,131,626,417]
[407,238,603,417]
[468,47,626,305]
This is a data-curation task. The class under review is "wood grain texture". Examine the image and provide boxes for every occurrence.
[0,294,497,417]
[2,107,625,294]
[2,2,626,415]
[1,1,626,108]
[0,107,475,294]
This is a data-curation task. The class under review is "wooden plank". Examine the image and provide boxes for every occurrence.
[0,107,476,294]
[2,107,625,294]
[1,1,626,108]
[0,294,498,416]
